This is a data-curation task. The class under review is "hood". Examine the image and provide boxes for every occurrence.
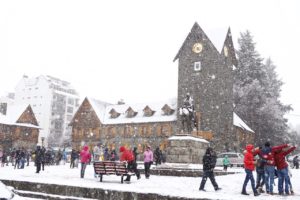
[246,144,254,152]
[119,146,126,152]
[83,146,89,151]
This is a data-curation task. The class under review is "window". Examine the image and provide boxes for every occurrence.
[67,106,73,113]
[194,61,201,71]
[67,115,73,121]
[68,98,74,105]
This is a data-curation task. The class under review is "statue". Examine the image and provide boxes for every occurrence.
[179,93,196,134]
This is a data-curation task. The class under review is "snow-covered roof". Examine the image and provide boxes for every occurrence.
[233,112,254,133]
[168,135,209,143]
[87,97,111,123]
[0,104,28,124]
[0,104,40,129]
[103,99,177,124]
[86,97,254,132]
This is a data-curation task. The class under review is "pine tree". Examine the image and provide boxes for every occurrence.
[234,31,292,145]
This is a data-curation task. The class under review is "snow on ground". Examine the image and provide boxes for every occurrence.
[0,163,300,200]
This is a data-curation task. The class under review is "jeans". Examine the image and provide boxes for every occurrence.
[242,169,257,193]
[264,165,275,193]
[256,171,265,189]
[277,167,289,194]
[144,162,151,178]
[81,163,87,178]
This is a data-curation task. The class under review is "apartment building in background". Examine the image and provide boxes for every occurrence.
[14,75,80,147]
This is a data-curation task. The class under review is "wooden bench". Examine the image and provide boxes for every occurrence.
[93,161,135,183]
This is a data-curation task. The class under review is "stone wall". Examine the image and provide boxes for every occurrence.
[2,179,213,200]
[166,135,209,163]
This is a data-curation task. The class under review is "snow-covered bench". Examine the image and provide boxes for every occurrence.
[93,161,135,183]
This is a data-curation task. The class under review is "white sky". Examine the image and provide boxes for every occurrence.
[0,0,299,128]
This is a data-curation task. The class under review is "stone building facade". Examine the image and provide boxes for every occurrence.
[175,22,240,151]
[0,103,40,151]
[70,23,254,156]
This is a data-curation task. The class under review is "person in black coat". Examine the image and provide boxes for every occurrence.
[154,147,162,165]
[199,147,221,191]
[34,146,43,173]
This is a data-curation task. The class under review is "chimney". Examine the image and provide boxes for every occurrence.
[117,99,125,105]
[0,103,7,115]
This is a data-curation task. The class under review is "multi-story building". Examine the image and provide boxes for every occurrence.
[14,75,80,147]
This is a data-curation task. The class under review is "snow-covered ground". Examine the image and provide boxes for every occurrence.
[0,163,299,199]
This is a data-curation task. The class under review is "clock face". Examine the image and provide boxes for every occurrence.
[224,46,228,57]
[192,43,203,53]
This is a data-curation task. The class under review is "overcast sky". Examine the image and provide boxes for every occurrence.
[0,0,299,128]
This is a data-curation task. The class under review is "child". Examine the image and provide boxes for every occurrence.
[222,155,230,172]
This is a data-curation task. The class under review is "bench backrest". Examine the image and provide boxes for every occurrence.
[94,161,128,175]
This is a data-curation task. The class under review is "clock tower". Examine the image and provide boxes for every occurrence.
[174,22,237,151]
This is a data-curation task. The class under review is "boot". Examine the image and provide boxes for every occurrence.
[241,191,249,195]
[254,192,260,196]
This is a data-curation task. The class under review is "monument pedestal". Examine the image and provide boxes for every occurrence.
[166,134,209,164]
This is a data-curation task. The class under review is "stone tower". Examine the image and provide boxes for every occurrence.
[174,22,237,151]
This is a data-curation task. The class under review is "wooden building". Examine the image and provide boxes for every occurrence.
[0,103,40,151]
[70,98,177,152]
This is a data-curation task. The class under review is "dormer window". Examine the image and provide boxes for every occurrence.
[161,104,175,116]
[126,107,138,118]
[109,108,120,119]
[143,106,155,117]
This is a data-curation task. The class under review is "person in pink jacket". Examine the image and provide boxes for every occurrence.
[80,146,91,178]
[143,145,153,179]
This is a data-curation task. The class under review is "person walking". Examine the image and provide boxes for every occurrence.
[199,147,221,192]
[119,146,140,182]
[241,144,260,196]
[143,145,153,179]
[222,155,230,172]
[80,145,91,178]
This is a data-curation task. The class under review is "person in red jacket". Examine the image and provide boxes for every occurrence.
[258,142,288,194]
[119,146,140,182]
[274,145,296,195]
[241,144,260,196]
[80,145,91,178]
